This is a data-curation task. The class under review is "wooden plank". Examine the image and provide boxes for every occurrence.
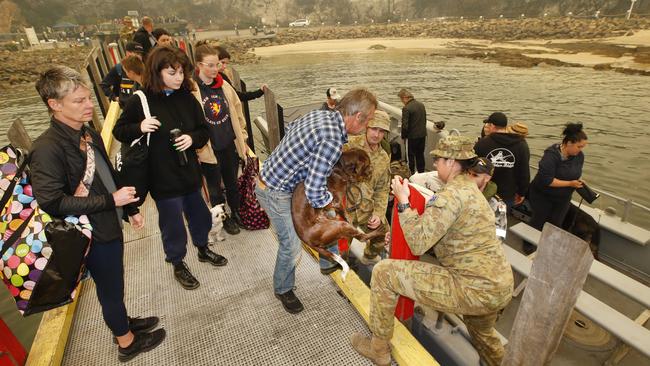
[25,284,84,366]
[263,88,281,151]
[7,118,33,151]
[510,222,650,308]
[504,223,594,365]
[101,101,121,152]
[86,51,109,118]
[95,46,109,77]
[230,67,242,92]
[81,68,104,132]
[303,246,439,366]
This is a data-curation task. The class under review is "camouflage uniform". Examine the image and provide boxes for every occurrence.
[119,17,136,41]
[369,136,514,366]
[343,134,390,257]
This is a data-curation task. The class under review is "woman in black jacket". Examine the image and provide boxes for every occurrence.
[114,46,227,290]
[526,122,588,253]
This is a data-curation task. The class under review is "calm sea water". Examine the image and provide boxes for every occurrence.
[0,49,649,349]
[235,51,650,227]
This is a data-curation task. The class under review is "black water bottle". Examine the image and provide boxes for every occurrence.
[170,128,188,166]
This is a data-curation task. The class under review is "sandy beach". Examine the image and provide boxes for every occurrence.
[253,30,650,72]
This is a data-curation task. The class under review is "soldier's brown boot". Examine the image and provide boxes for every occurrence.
[350,332,391,366]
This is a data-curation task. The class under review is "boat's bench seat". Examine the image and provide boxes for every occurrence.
[571,200,650,246]
[503,223,650,357]
[509,222,650,309]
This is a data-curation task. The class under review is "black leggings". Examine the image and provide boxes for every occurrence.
[201,142,240,211]
[86,239,129,337]
[528,187,571,232]
[407,137,426,174]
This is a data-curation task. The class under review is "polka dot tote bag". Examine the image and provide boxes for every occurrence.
[0,145,92,316]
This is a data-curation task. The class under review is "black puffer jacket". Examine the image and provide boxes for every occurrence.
[30,118,138,243]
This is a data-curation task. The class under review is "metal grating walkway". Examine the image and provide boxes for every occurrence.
[62,201,376,365]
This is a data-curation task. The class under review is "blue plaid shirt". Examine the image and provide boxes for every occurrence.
[261,109,348,208]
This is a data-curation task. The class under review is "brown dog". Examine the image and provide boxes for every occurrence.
[291,148,385,277]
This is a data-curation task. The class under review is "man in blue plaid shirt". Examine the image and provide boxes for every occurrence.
[256,88,378,314]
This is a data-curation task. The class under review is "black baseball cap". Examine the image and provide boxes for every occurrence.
[483,112,508,127]
[125,41,144,53]
[470,157,495,176]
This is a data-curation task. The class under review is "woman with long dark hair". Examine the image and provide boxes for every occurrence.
[526,122,588,253]
[114,46,227,290]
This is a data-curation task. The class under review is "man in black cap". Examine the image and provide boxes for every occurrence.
[99,42,144,108]
[474,112,530,210]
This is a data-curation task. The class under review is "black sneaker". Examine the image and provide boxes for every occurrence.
[129,316,159,333]
[173,262,200,290]
[223,215,240,235]
[198,247,228,267]
[113,316,160,344]
[118,328,166,362]
[231,211,245,228]
[320,263,342,275]
[275,290,304,314]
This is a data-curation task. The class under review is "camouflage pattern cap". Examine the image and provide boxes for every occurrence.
[367,110,390,132]
[430,135,477,160]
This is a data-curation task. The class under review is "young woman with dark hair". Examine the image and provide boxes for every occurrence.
[525,122,588,254]
[114,46,228,290]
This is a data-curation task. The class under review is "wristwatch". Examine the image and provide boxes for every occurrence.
[397,202,411,213]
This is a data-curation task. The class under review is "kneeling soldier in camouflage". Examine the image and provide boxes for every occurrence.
[351,136,514,366]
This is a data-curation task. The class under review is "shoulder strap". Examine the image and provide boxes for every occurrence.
[133,90,151,146]
[1,209,35,256]
[133,90,151,119]
[0,152,28,210]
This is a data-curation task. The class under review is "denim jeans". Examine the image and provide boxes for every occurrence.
[318,243,340,269]
[255,183,303,294]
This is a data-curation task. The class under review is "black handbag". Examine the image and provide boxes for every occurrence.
[116,90,150,207]
[576,183,599,204]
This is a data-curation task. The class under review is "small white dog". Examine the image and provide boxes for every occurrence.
[209,204,227,243]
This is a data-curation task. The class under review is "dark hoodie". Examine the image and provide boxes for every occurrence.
[474,132,530,202]
[531,143,584,200]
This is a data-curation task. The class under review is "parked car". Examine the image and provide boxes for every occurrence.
[289,19,310,27]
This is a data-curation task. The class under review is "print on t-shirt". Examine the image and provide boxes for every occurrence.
[487,148,515,168]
